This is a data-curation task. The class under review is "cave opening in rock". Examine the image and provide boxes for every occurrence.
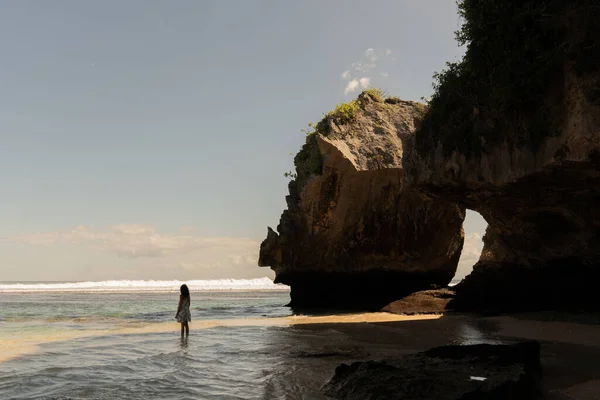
[451,210,487,285]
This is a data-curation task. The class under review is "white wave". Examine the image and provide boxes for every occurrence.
[0,277,289,293]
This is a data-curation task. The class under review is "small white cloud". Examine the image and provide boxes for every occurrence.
[344,76,373,93]
[365,48,377,61]
[385,49,392,56]
[380,72,388,78]
[344,79,360,94]
[359,77,370,88]
[353,61,376,73]
[341,48,383,94]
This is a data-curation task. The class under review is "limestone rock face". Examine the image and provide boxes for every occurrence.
[403,3,600,312]
[259,92,465,309]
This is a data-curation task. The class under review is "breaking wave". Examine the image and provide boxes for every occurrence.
[0,277,289,293]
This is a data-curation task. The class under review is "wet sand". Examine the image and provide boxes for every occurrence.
[0,313,440,363]
[292,314,600,399]
[2,312,600,399]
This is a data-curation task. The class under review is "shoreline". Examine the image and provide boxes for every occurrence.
[3,311,600,397]
[0,289,291,294]
[0,312,439,364]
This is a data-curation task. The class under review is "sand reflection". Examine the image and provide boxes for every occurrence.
[454,320,505,345]
[0,313,440,363]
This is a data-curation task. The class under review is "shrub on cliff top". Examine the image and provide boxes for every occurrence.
[315,99,362,134]
[289,88,394,181]
[363,88,385,103]
[312,88,389,135]
[417,0,600,158]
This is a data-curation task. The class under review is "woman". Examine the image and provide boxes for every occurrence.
[175,284,191,336]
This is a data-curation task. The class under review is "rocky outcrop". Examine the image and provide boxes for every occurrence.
[402,1,600,312]
[381,289,454,315]
[322,341,542,400]
[260,92,465,309]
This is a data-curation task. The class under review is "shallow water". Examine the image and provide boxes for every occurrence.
[0,290,501,400]
[1,325,337,399]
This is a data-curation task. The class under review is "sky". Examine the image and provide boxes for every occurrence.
[0,1,486,282]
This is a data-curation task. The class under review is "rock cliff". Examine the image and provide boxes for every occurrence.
[260,91,465,309]
[404,0,600,312]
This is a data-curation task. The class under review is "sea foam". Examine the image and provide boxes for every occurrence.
[0,277,289,293]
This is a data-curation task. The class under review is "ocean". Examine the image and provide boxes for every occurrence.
[0,278,486,400]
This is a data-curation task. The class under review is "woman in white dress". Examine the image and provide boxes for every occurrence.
[175,284,191,336]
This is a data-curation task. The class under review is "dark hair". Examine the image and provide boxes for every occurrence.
[180,284,190,298]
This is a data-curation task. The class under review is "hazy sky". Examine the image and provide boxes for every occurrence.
[0,1,485,282]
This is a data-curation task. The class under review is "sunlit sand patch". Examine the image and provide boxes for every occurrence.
[0,312,440,363]
[287,312,441,325]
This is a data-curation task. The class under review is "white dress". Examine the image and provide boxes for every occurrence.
[176,296,191,322]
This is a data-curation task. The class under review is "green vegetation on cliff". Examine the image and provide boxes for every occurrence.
[287,89,391,181]
[294,133,323,178]
[417,0,600,157]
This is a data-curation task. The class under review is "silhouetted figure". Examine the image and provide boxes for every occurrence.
[175,284,191,336]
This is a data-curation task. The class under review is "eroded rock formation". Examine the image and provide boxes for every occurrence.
[322,341,542,400]
[259,92,465,309]
[381,289,454,315]
[403,1,600,312]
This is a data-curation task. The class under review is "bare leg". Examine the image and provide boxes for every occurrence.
[184,321,189,336]
[180,322,184,336]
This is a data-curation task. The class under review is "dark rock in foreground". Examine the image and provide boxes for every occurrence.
[322,341,541,400]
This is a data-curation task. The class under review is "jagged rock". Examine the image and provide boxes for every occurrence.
[322,341,542,400]
[403,1,600,313]
[260,92,465,309]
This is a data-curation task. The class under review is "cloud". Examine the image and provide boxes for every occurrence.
[352,61,377,73]
[342,48,390,94]
[178,261,220,271]
[454,232,484,280]
[365,48,377,61]
[228,252,258,266]
[179,226,196,233]
[461,232,484,260]
[344,79,360,94]
[13,224,259,259]
[344,77,371,94]
[344,76,371,94]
